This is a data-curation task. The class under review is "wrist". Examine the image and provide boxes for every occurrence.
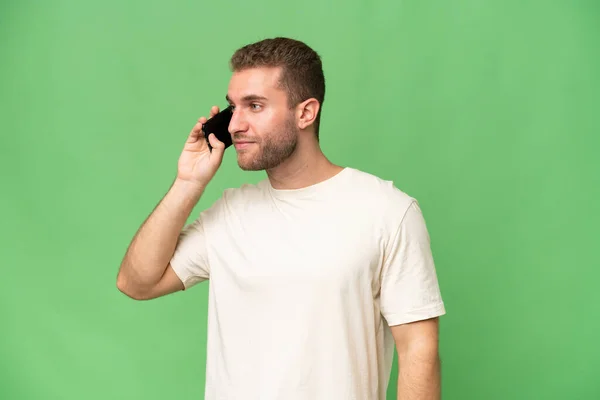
[172,177,206,196]
[158,180,204,219]
[166,178,207,211]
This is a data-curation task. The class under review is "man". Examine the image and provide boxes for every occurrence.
[117,37,446,400]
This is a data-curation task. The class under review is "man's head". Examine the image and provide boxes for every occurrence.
[225,37,326,171]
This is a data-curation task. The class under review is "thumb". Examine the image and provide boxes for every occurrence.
[208,133,226,159]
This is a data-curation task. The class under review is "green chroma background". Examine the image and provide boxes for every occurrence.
[1,1,599,399]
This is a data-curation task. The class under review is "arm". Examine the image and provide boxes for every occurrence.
[117,106,226,300]
[116,179,206,300]
[391,317,441,400]
[379,200,446,399]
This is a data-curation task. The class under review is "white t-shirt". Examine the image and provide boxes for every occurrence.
[170,167,446,400]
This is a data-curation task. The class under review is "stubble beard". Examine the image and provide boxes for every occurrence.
[237,116,298,171]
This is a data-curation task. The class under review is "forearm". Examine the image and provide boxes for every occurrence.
[118,178,206,290]
[397,348,441,400]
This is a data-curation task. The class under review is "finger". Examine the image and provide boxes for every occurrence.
[209,106,220,119]
[207,133,225,158]
[187,118,206,143]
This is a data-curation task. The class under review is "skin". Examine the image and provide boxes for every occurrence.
[225,66,342,189]
[392,318,442,399]
[116,65,440,399]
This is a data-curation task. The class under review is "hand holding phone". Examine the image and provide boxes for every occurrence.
[202,106,234,151]
[176,106,227,187]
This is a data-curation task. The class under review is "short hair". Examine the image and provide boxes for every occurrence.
[229,37,326,139]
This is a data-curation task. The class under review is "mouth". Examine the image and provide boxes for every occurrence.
[233,141,254,150]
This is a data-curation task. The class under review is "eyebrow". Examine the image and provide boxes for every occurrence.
[226,94,268,104]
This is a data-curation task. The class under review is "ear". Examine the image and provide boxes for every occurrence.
[296,98,320,131]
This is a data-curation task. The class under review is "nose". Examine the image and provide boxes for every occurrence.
[228,108,248,135]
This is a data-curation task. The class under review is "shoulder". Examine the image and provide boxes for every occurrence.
[222,180,269,203]
[200,179,270,220]
[341,167,417,222]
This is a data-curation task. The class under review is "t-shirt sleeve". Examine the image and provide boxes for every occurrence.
[380,201,446,326]
[169,216,210,290]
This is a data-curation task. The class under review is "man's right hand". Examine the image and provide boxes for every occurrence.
[118,106,227,301]
[176,106,227,187]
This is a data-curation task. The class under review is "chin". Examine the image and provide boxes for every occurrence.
[236,154,262,171]
[237,162,264,172]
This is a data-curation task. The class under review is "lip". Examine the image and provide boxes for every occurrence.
[234,141,254,150]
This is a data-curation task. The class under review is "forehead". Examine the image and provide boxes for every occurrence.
[227,66,285,102]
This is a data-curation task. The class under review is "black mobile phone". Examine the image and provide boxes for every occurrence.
[202,106,233,151]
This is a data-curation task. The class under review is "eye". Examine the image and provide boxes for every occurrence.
[250,103,262,111]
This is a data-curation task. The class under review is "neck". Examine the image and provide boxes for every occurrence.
[265,138,344,190]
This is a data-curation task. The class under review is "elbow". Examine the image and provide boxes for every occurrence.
[116,271,148,301]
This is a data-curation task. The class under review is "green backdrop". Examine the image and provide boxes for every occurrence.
[1,1,599,399]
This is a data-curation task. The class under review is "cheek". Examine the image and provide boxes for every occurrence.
[249,109,282,136]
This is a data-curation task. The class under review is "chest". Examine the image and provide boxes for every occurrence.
[206,204,385,295]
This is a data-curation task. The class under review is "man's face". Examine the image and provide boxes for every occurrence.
[226,66,299,171]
